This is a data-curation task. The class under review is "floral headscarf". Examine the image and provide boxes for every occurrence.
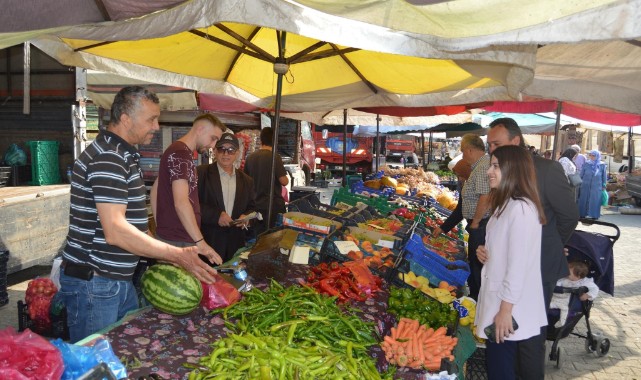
[585,150,601,171]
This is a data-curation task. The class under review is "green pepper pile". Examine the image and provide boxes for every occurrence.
[192,280,396,379]
[219,280,377,350]
[387,286,458,329]
[186,332,388,379]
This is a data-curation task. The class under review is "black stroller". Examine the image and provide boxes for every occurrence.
[546,218,619,368]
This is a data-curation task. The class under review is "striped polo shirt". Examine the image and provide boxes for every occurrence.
[62,131,148,280]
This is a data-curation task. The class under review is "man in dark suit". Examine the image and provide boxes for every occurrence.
[197,133,256,263]
[484,118,579,379]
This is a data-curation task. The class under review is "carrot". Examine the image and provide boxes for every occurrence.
[423,327,434,340]
[432,326,447,338]
[396,321,408,338]
[425,359,441,370]
[416,341,425,361]
[390,326,398,340]
[383,335,397,345]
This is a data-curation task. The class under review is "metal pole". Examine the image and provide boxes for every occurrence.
[551,101,563,159]
[421,131,430,166]
[267,31,287,230]
[73,67,88,159]
[375,114,380,173]
[342,109,347,186]
[628,128,634,174]
[22,42,30,115]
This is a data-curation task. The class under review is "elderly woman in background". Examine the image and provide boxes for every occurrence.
[559,148,578,180]
[571,144,586,173]
[577,150,607,220]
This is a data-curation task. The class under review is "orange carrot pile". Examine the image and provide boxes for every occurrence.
[381,317,458,370]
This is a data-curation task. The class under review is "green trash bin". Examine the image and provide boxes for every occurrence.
[26,141,61,185]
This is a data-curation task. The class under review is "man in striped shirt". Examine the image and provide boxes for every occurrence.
[59,86,218,343]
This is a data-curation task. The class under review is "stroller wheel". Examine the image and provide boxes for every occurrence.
[585,338,596,353]
[596,338,610,357]
[554,347,564,369]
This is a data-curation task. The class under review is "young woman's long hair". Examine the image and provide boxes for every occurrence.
[489,145,547,225]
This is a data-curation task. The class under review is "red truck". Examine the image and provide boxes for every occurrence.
[313,129,373,176]
[385,136,419,169]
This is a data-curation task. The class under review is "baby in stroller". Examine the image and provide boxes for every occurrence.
[549,260,599,328]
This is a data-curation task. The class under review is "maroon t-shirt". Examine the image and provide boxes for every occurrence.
[155,141,200,242]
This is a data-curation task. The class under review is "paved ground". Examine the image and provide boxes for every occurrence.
[1,185,640,379]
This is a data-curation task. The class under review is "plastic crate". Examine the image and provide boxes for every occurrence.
[320,232,397,278]
[0,166,11,188]
[426,197,453,217]
[0,251,8,307]
[412,225,467,262]
[405,234,470,287]
[346,175,364,189]
[464,347,488,380]
[18,300,70,340]
[27,141,61,185]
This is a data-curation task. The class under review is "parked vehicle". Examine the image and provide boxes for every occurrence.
[313,129,373,176]
[385,135,418,169]
[626,174,641,206]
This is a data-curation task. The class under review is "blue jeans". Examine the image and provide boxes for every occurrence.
[58,271,138,343]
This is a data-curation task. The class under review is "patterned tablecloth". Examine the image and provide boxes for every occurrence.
[92,262,468,379]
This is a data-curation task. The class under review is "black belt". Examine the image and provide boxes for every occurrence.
[62,260,98,281]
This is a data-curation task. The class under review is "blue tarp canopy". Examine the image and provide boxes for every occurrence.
[473,112,560,134]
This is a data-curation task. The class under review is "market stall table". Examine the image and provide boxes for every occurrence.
[79,262,474,379]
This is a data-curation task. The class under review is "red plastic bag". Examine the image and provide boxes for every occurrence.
[0,327,64,380]
[343,260,380,295]
[200,274,241,310]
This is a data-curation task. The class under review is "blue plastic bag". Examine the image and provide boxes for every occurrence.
[51,338,127,380]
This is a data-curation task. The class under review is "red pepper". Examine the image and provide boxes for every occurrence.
[348,277,363,294]
[319,279,341,297]
[329,262,340,271]
[341,288,360,300]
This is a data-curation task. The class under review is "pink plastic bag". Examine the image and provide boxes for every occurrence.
[200,274,241,310]
[0,327,64,380]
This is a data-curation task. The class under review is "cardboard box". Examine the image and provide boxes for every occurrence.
[342,226,402,249]
[281,212,342,235]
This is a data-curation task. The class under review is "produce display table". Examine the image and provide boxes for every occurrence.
[80,262,475,379]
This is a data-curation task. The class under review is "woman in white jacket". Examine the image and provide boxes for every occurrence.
[475,145,548,380]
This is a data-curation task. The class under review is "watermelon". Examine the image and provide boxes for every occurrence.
[141,264,203,315]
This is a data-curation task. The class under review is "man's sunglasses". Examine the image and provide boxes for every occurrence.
[216,147,237,154]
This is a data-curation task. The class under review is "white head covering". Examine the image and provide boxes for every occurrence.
[570,144,581,153]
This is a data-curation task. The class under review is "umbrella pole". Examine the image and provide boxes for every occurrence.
[375,114,380,173]
[342,109,347,186]
[628,128,633,174]
[551,101,563,160]
[267,31,288,230]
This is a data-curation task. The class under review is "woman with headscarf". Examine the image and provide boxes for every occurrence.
[559,148,578,180]
[577,150,607,219]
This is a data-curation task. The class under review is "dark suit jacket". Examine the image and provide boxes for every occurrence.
[197,164,256,262]
[533,156,579,295]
